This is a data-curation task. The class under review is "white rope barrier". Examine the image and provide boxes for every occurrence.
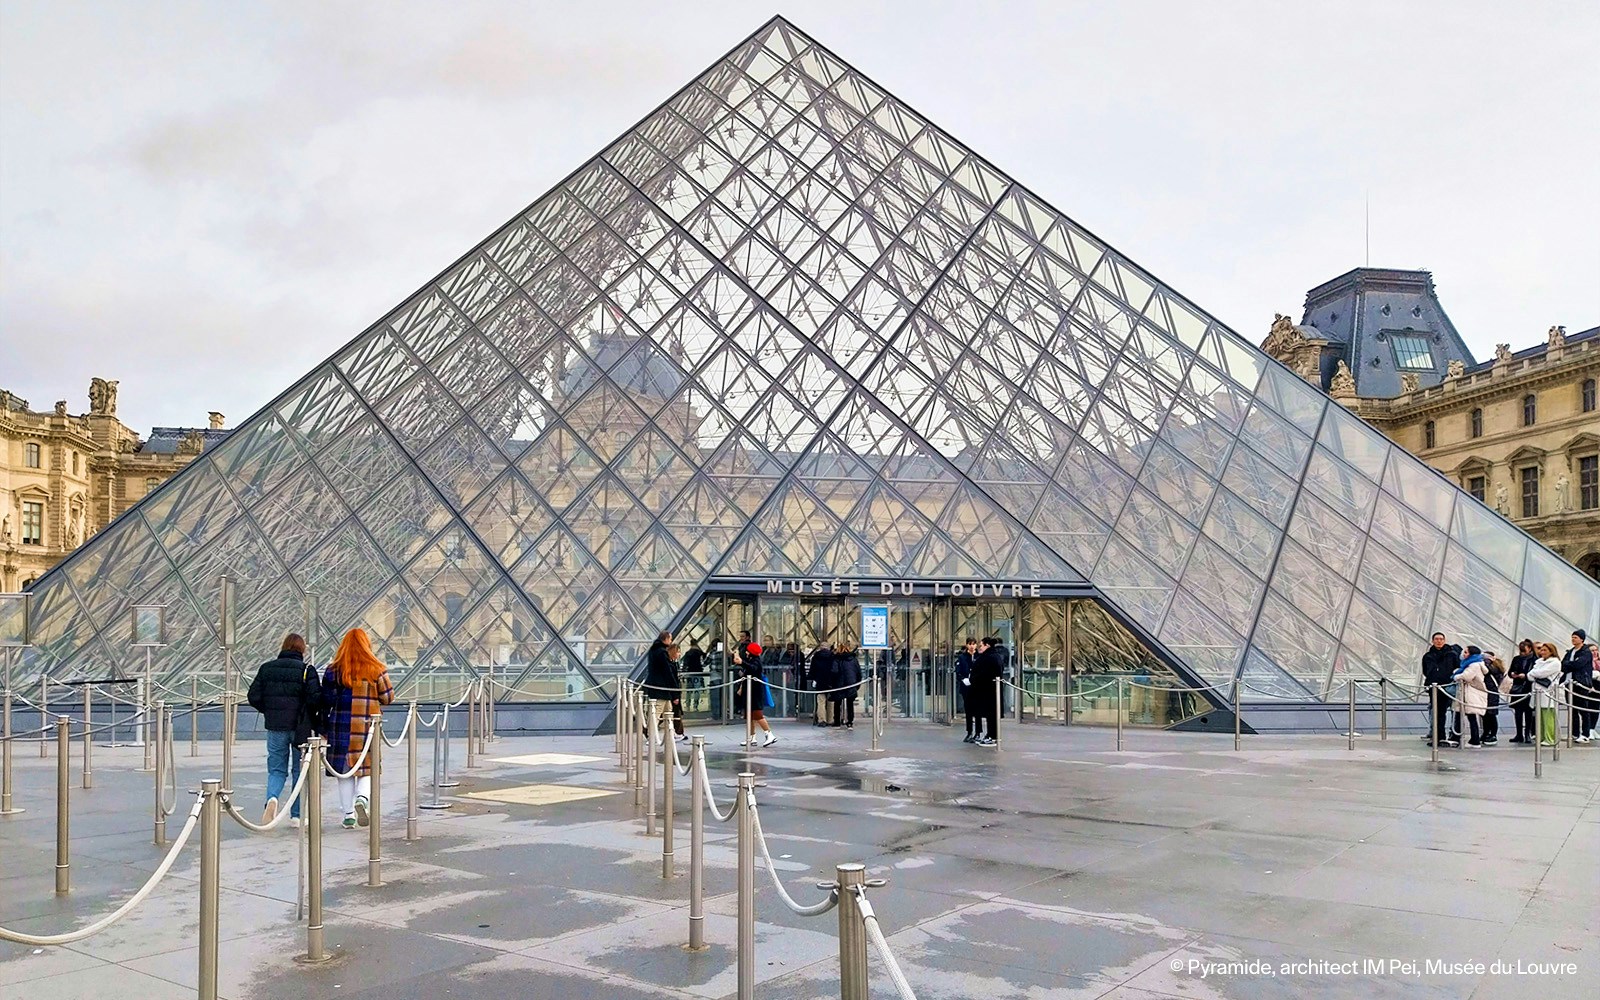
[695,752,735,824]
[380,707,415,748]
[858,887,919,1000]
[224,752,313,833]
[322,729,375,780]
[0,791,204,946]
[747,791,838,917]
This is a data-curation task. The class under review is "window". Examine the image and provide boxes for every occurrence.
[1468,476,1486,503]
[1390,333,1436,371]
[1584,378,1597,413]
[1520,466,1540,518]
[145,477,160,494]
[24,442,40,468]
[1582,456,1599,511]
[1470,408,1483,438]
[1423,420,1435,449]
[1523,394,1537,426]
[21,501,43,545]
[72,452,79,474]
[444,593,466,623]
[392,596,411,638]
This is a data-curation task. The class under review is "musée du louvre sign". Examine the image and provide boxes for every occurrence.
[766,578,1045,598]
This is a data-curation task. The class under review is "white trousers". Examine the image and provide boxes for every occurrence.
[336,775,371,816]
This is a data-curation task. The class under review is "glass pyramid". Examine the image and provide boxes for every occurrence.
[21,17,1599,711]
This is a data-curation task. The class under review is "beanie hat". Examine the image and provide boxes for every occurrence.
[746,642,763,656]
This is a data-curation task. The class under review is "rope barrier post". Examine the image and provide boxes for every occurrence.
[661,706,674,879]
[1533,703,1543,777]
[837,862,868,1000]
[625,686,638,793]
[645,700,658,836]
[420,710,451,811]
[1232,679,1241,752]
[198,779,221,1000]
[439,703,459,789]
[465,682,478,770]
[736,771,755,1000]
[614,678,623,763]
[368,715,383,888]
[1348,678,1356,751]
[744,672,753,752]
[303,736,328,963]
[82,683,93,789]
[1379,678,1388,741]
[55,717,70,893]
[189,676,198,758]
[1563,686,1573,752]
[406,700,419,841]
[687,735,707,951]
[153,701,166,846]
[993,676,1002,748]
[1430,685,1440,765]
[221,691,233,793]
[1553,688,1563,762]
[40,675,49,758]
[142,646,154,772]
[1116,677,1124,752]
[1,687,18,815]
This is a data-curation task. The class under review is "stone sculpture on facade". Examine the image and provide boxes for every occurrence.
[1494,482,1511,515]
[1400,373,1420,394]
[1494,343,1514,362]
[88,378,119,415]
[1547,325,1567,349]
[1329,359,1357,398]
[1554,472,1571,514]
[1447,359,1466,379]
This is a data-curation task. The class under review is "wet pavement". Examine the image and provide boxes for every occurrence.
[2,716,1596,999]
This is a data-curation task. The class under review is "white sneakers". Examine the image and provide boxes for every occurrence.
[741,732,779,748]
[354,795,370,828]
[262,797,278,825]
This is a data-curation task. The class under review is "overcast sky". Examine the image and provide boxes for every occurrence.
[2,0,1595,433]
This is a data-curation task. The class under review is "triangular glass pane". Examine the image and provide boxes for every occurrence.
[462,471,556,569]
[512,524,605,630]
[247,464,352,567]
[291,521,393,632]
[660,476,747,567]
[514,424,604,512]
[357,464,452,569]
[313,414,411,510]
[142,458,244,553]
[1160,589,1244,683]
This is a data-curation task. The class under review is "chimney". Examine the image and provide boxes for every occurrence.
[208,412,225,430]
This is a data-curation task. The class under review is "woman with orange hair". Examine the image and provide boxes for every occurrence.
[320,628,395,829]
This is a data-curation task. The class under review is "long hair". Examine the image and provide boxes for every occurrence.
[329,628,386,687]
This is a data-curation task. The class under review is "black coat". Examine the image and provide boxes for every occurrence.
[955,650,974,682]
[1561,644,1595,686]
[643,640,679,698]
[682,646,705,673]
[834,651,861,688]
[246,650,324,742]
[810,647,836,687]
[1421,645,1459,686]
[971,647,1004,686]
[1508,653,1535,696]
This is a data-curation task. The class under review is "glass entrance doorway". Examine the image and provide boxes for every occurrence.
[680,591,1211,729]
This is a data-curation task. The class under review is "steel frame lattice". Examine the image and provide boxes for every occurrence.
[17,17,1599,712]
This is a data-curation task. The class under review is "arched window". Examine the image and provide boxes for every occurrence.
[145,477,160,494]
[1522,394,1537,426]
[1583,378,1597,413]
[1423,420,1435,449]
[1470,408,1483,438]
[24,442,41,468]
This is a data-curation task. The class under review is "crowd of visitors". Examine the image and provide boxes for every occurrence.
[1421,629,1596,748]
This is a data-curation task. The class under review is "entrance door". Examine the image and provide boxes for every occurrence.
[677,594,754,721]
[951,599,1018,716]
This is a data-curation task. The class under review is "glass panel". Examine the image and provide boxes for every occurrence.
[1270,539,1353,634]
[1450,497,1527,582]
[1381,451,1456,531]
[1317,405,1389,482]
[1252,593,1338,691]
[1522,545,1599,629]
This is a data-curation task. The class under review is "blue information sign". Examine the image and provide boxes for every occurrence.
[860,605,890,649]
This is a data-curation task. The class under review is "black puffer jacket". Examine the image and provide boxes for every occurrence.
[642,639,679,699]
[246,650,324,742]
[1421,645,1459,686]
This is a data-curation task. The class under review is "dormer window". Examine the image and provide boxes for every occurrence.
[1389,333,1435,371]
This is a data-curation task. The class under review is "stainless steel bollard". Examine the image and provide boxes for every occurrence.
[1534,703,1543,777]
[406,700,419,841]
[153,702,166,846]
[1232,681,1241,752]
[1379,678,1388,741]
[743,673,754,751]
[687,736,707,951]
[465,684,478,770]
[993,676,1002,747]
[221,691,234,792]
[368,715,383,887]
[623,682,636,784]
[1116,677,1124,751]
[438,703,459,789]
[645,700,658,836]
[736,771,755,1000]
[40,676,49,758]
[303,736,328,963]
[82,683,94,789]
[421,709,452,810]
[614,678,623,763]
[632,693,644,808]
[142,647,155,772]
[1430,685,1440,765]
[1553,689,1563,762]
[1348,679,1356,751]
[661,707,674,879]
[1,688,19,816]
[190,676,199,758]
[869,679,883,753]
[55,717,70,893]
[837,863,869,1000]
[198,779,221,1000]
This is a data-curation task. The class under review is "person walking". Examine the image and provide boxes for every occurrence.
[955,637,978,742]
[810,641,835,727]
[1529,642,1563,747]
[1455,647,1489,748]
[1507,640,1537,743]
[1420,632,1460,747]
[246,633,324,826]
[320,628,396,829]
[1560,629,1595,744]
[734,641,777,748]
[832,641,859,729]
[642,631,685,742]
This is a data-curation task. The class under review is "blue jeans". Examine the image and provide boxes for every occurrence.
[265,730,304,819]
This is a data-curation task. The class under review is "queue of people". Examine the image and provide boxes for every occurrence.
[246,627,395,829]
[1421,629,1596,748]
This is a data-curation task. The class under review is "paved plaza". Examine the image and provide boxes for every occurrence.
[2,718,1597,999]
